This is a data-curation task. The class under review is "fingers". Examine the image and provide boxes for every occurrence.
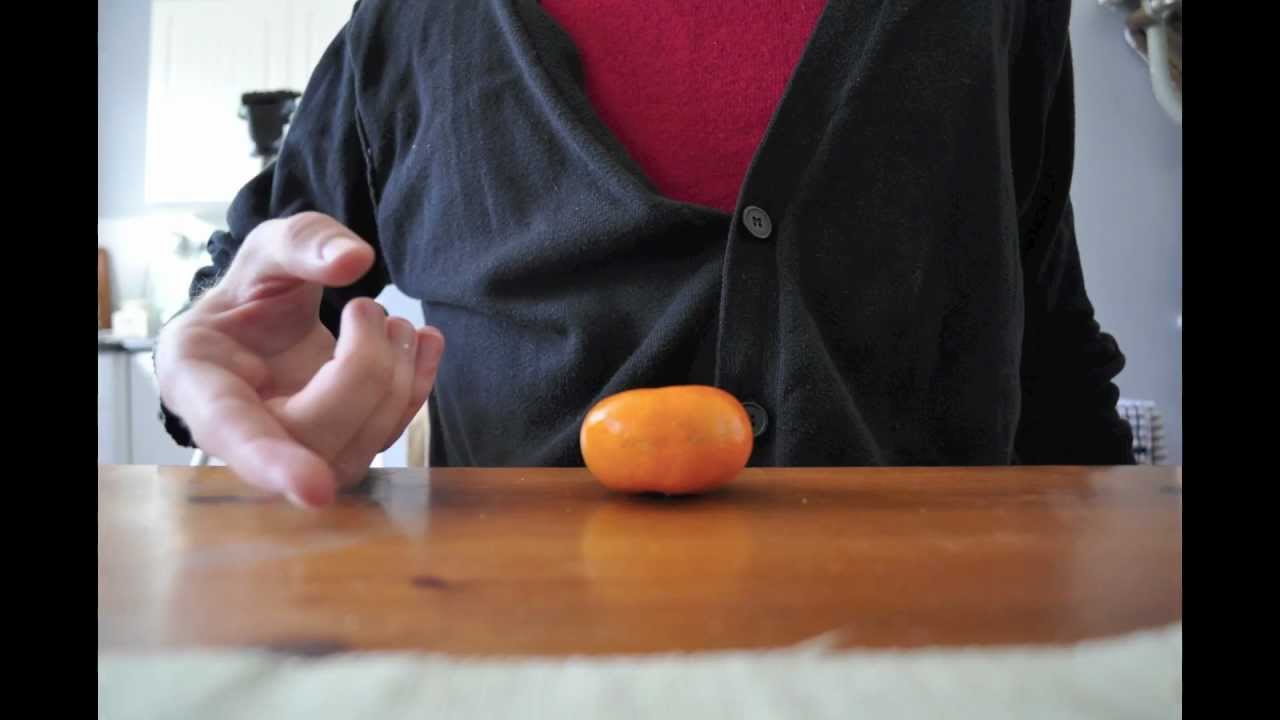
[163,356,338,508]
[184,212,374,358]
[329,318,420,484]
[276,298,395,457]
[212,212,376,306]
[385,327,445,451]
[272,318,445,486]
[156,261,447,507]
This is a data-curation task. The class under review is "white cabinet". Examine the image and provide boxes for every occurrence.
[98,351,132,463]
[128,352,197,466]
[98,348,197,466]
[144,0,357,205]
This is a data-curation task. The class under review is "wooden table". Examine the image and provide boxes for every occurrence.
[98,465,1182,657]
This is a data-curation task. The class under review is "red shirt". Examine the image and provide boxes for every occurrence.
[540,1,827,213]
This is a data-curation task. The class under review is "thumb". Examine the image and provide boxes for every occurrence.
[218,212,375,302]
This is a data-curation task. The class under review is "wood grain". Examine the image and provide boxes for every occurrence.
[98,465,1182,656]
[98,248,111,329]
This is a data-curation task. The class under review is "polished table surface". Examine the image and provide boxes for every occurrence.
[97,465,1182,656]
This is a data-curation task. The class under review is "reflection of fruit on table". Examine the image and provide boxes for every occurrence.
[581,500,754,607]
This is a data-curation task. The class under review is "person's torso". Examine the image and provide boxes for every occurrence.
[347,0,1035,468]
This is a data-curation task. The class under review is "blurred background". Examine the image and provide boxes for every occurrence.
[97,0,1181,467]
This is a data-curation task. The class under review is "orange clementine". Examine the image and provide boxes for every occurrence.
[579,385,753,494]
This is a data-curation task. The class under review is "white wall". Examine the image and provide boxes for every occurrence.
[1069,3,1182,463]
[98,0,152,219]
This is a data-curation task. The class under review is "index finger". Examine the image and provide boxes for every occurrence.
[167,360,339,507]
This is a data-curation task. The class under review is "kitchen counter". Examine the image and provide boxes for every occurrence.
[97,332,155,353]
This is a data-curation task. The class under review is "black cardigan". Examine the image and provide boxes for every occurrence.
[163,0,1135,467]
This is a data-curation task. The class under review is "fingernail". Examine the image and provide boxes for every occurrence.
[319,236,361,263]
